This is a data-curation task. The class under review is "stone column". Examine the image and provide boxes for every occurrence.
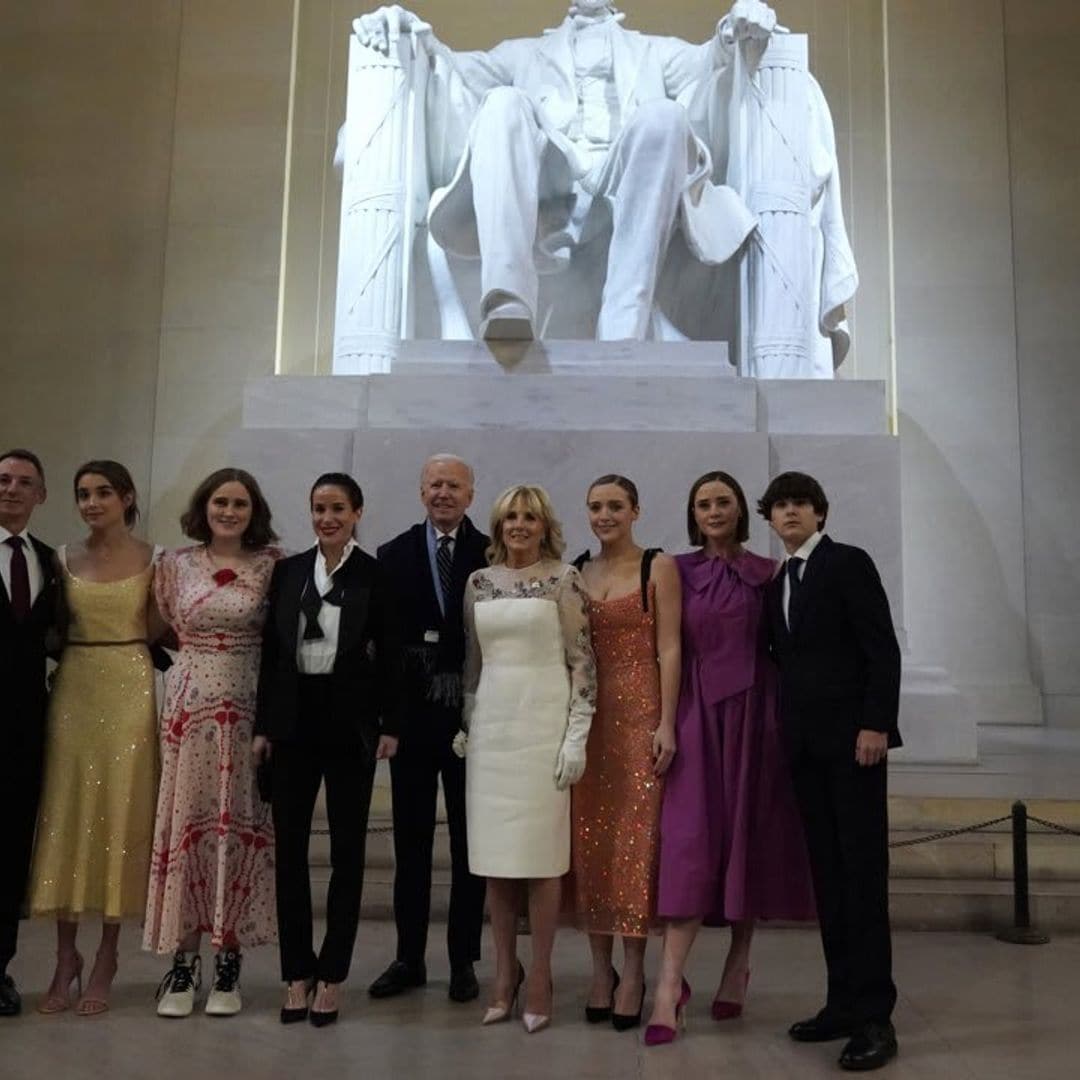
[333,31,427,373]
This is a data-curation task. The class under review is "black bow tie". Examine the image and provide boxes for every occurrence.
[300,566,346,641]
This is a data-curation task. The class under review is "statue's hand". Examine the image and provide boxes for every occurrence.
[353,5,427,56]
[720,0,781,45]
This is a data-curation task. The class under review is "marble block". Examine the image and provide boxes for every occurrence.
[231,360,976,764]
[348,429,771,559]
[228,427,355,551]
[758,379,889,435]
[768,433,903,627]
[388,339,733,377]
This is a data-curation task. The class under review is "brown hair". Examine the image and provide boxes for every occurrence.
[686,470,750,546]
[73,460,139,527]
[586,474,639,509]
[180,468,278,548]
[486,484,566,566]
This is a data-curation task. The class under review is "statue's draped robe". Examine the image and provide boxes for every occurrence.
[422,16,856,366]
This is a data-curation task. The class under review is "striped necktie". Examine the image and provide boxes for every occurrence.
[437,534,454,611]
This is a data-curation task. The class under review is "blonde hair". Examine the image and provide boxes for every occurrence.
[486,484,565,565]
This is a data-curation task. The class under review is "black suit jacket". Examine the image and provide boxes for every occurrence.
[377,516,489,746]
[766,534,902,757]
[255,546,398,747]
[1,535,58,729]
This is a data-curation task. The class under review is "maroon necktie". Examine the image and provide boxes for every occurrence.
[6,535,31,621]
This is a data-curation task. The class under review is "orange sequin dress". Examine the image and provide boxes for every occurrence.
[571,585,662,937]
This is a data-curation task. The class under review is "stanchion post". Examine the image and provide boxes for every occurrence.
[996,801,1050,944]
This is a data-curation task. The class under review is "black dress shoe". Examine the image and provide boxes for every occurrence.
[368,960,427,999]
[788,1009,855,1042]
[0,974,21,1017]
[448,964,480,1003]
[839,1023,898,1071]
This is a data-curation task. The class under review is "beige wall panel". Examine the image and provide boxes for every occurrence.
[0,2,182,542]
[149,0,295,544]
[888,1,1033,705]
[1004,1,1080,724]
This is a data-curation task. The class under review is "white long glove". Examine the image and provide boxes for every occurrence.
[452,693,475,759]
[554,707,591,790]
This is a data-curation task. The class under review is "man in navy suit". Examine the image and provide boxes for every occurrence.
[0,449,57,1017]
[759,472,901,1072]
[369,455,489,1003]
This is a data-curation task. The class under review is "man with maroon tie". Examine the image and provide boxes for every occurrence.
[0,449,57,1017]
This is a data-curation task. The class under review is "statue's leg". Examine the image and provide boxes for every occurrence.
[594,100,694,341]
[469,87,547,325]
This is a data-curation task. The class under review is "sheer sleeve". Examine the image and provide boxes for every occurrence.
[461,572,481,730]
[558,565,597,725]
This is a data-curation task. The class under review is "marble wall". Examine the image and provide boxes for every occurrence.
[0,1,182,539]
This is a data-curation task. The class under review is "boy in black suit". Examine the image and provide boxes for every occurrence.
[0,449,57,1017]
[759,471,901,1072]
[368,455,489,1004]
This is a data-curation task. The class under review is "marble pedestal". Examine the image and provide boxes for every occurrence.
[231,341,977,763]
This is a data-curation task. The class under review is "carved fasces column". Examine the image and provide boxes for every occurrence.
[333,29,429,374]
[729,34,815,378]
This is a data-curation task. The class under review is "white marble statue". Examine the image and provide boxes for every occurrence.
[335,1,857,376]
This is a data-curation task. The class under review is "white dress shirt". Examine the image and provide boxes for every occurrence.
[297,539,358,674]
[0,523,43,607]
[782,529,825,627]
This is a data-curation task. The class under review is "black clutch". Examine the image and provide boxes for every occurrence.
[256,759,274,803]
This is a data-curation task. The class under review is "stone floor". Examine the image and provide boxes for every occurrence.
[3,918,1075,1079]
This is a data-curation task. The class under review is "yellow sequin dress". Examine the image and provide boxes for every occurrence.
[28,549,159,920]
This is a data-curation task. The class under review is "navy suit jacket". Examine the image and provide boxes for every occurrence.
[377,515,489,746]
[766,534,902,758]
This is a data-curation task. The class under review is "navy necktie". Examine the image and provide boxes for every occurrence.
[786,556,804,625]
[437,535,454,610]
[6,535,31,622]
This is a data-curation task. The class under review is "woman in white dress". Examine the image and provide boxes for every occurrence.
[461,484,596,1033]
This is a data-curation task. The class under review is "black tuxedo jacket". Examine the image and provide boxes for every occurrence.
[255,546,398,747]
[766,534,902,757]
[1,535,58,727]
[377,516,489,744]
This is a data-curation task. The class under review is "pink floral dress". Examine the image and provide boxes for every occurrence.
[143,545,281,952]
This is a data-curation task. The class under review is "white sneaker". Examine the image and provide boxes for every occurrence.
[205,949,242,1017]
[156,951,201,1018]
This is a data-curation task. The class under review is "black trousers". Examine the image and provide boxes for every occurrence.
[0,711,45,973]
[271,676,376,984]
[791,749,896,1027]
[389,735,485,971]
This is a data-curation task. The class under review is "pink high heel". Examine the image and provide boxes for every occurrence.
[711,969,750,1021]
[643,977,691,1046]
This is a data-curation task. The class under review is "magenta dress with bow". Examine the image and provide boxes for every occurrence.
[657,550,815,923]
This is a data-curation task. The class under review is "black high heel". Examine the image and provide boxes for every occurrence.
[309,981,340,1027]
[280,978,315,1025]
[585,967,620,1024]
[612,980,646,1031]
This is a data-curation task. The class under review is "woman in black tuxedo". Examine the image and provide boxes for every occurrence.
[254,473,399,1027]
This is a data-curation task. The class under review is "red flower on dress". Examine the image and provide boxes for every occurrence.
[212,568,238,587]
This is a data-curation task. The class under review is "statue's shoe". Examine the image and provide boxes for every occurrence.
[480,299,534,341]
